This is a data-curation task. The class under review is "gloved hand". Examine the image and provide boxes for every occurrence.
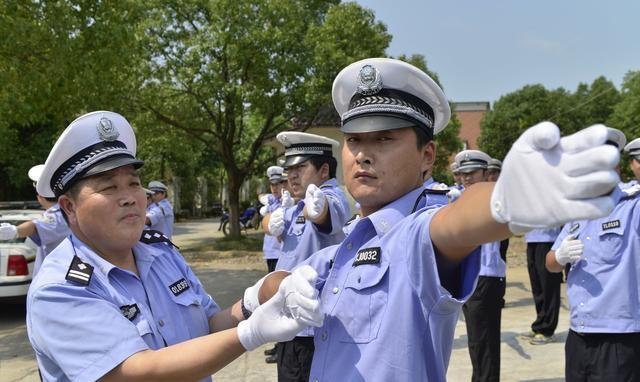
[268,208,285,236]
[0,223,18,240]
[555,235,584,266]
[491,123,619,233]
[237,265,323,351]
[281,190,295,208]
[258,194,271,206]
[447,187,461,202]
[304,184,327,220]
[259,205,268,217]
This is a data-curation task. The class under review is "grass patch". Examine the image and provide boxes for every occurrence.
[190,235,263,253]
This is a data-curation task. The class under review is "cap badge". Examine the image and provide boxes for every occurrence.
[464,153,470,161]
[356,64,382,95]
[97,117,119,141]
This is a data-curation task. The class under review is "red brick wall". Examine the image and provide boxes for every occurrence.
[455,110,485,149]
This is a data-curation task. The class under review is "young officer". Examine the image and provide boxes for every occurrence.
[546,128,640,382]
[243,58,620,381]
[486,159,502,182]
[260,165,288,273]
[264,131,350,382]
[456,149,506,382]
[26,111,324,382]
[145,180,174,239]
[0,164,70,276]
[623,137,640,185]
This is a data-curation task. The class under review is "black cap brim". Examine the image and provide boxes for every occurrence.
[83,156,144,179]
[283,155,313,168]
[341,115,420,133]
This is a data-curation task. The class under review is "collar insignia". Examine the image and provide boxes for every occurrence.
[65,255,94,286]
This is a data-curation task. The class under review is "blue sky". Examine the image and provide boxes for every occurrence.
[354,0,640,104]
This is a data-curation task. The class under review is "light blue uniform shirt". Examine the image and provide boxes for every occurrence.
[262,195,282,260]
[524,227,562,243]
[423,177,452,206]
[27,234,219,382]
[275,178,350,272]
[147,199,174,238]
[30,204,70,275]
[552,189,640,333]
[301,187,481,382]
[479,241,506,278]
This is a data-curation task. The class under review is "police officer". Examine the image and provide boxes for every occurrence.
[486,158,502,182]
[264,131,350,382]
[524,226,562,345]
[456,149,506,382]
[546,127,640,382]
[241,58,619,381]
[145,180,174,238]
[0,164,70,276]
[623,137,640,186]
[260,165,289,273]
[26,111,323,382]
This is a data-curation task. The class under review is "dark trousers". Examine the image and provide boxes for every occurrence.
[266,259,278,273]
[566,330,640,381]
[277,336,315,382]
[526,242,562,336]
[463,276,505,382]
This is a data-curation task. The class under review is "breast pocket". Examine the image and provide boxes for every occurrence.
[594,226,624,264]
[171,290,209,338]
[336,262,389,344]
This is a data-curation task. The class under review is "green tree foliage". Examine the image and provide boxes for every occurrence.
[608,71,640,180]
[479,77,620,162]
[0,1,145,199]
[135,0,390,236]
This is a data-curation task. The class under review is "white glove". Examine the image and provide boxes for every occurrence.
[447,187,461,202]
[243,274,268,314]
[237,265,323,351]
[0,223,18,240]
[555,235,584,266]
[281,190,295,208]
[304,184,327,220]
[258,194,271,206]
[268,208,285,236]
[259,205,268,217]
[491,123,619,233]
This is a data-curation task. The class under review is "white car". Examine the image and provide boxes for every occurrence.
[0,206,41,302]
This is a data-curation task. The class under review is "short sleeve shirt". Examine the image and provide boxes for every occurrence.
[147,199,174,238]
[27,234,219,382]
[263,195,282,260]
[301,186,481,382]
[30,204,70,275]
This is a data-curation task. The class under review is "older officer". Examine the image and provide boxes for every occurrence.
[26,111,323,382]
[546,127,640,382]
[145,180,174,238]
[242,58,620,381]
[264,131,350,382]
[0,164,70,276]
[456,149,506,382]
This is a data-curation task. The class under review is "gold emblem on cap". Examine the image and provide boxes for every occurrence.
[356,64,383,95]
[97,117,119,141]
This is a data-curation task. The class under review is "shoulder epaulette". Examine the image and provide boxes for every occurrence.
[140,229,179,249]
[65,255,94,286]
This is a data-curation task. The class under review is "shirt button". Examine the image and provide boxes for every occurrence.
[332,287,339,294]
[159,319,165,327]
[346,243,352,250]
[321,331,328,341]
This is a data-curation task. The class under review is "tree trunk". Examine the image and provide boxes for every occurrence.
[226,169,244,238]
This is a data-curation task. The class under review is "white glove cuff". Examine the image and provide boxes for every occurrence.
[243,274,268,313]
[237,320,260,351]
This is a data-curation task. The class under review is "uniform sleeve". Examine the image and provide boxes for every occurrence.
[321,188,350,236]
[147,205,163,225]
[32,211,69,247]
[28,284,148,381]
[405,208,481,316]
